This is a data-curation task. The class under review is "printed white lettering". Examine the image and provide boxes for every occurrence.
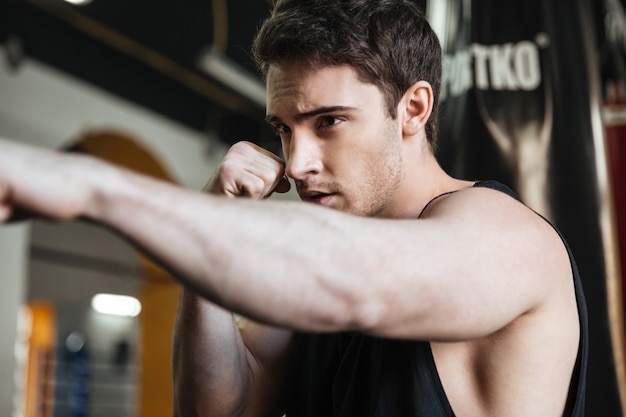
[471,44,490,90]
[514,41,542,90]
[440,33,548,100]
[489,43,518,90]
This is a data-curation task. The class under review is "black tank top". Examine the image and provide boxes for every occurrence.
[285,180,588,417]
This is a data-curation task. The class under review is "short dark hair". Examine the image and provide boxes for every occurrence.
[252,0,442,150]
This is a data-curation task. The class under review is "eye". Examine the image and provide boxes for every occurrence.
[272,123,291,137]
[318,115,341,129]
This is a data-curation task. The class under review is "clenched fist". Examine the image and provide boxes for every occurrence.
[0,138,103,223]
[205,141,291,199]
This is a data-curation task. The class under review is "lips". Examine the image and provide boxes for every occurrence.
[300,191,329,201]
[298,188,334,204]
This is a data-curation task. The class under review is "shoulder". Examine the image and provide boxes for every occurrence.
[423,181,542,225]
[421,181,539,229]
[422,181,572,289]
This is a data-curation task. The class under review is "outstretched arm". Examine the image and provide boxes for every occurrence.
[0,137,566,341]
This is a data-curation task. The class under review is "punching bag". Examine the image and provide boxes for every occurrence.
[427,0,624,415]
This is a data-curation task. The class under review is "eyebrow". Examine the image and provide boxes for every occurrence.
[265,106,358,124]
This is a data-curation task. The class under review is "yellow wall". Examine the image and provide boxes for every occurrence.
[25,301,56,417]
[138,259,181,417]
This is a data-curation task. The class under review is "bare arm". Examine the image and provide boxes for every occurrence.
[172,142,294,417]
[172,292,293,417]
[0,138,566,343]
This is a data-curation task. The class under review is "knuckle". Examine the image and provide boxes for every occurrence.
[219,160,240,178]
[245,177,267,197]
[229,141,256,156]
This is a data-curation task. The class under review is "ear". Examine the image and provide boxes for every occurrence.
[399,81,433,137]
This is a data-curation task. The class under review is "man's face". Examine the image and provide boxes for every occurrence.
[265,62,406,217]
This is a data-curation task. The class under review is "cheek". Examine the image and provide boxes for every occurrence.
[325,122,398,182]
[328,152,367,176]
[342,154,384,195]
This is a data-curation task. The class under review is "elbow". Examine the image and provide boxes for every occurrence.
[314,289,387,333]
[298,269,390,333]
[349,297,387,331]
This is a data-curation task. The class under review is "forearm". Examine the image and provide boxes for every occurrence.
[173,289,294,417]
[0,139,370,329]
[172,289,250,417]
[89,165,368,330]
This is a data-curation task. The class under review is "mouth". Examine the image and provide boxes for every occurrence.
[298,190,335,205]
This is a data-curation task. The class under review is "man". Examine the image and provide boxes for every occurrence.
[0,0,587,416]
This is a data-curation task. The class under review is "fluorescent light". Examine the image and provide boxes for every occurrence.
[91,294,142,317]
[63,0,93,5]
[197,48,267,108]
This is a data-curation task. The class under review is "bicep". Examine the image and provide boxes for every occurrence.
[237,318,295,417]
[361,189,568,341]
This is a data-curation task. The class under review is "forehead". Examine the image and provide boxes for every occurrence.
[265,63,383,117]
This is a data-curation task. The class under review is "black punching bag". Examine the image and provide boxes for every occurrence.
[427,0,624,415]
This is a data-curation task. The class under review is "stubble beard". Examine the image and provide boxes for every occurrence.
[357,121,405,218]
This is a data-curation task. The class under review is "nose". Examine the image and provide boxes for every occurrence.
[283,133,322,180]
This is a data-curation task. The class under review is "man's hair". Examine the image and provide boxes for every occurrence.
[252,0,442,149]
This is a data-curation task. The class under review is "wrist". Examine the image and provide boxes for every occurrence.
[82,158,135,223]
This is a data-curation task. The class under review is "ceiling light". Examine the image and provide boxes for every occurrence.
[63,0,93,5]
[197,48,267,108]
[91,293,142,317]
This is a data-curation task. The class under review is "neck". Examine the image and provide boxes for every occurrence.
[385,147,471,219]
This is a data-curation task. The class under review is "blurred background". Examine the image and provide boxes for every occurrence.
[1,0,626,416]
